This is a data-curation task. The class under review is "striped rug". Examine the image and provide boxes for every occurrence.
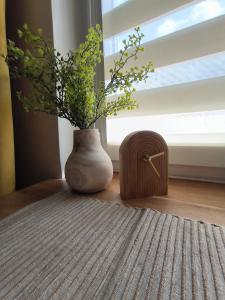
[0,192,224,300]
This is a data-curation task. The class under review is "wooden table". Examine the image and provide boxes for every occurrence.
[0,174,225,226]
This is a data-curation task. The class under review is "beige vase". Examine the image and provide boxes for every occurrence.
[65,129,113,193]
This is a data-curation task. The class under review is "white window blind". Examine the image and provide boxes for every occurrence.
[101,0,225,180]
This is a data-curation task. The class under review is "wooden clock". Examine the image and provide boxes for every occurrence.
[119,131,168,200]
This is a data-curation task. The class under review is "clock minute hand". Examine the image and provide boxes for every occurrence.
[149,160,161,177]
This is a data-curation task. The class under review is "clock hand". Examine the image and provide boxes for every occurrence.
[149,160,161,177]
[144,152,165,177]
[149,152,165,160]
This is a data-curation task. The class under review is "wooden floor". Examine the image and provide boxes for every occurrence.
[0,174,225,226]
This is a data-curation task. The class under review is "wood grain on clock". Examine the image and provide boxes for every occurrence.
[120,131,168,200]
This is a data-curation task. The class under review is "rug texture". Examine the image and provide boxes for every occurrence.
[0,192,224,300]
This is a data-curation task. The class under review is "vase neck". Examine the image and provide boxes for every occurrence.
[73,129,101,150]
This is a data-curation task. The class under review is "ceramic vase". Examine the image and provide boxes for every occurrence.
[65,129,113,193]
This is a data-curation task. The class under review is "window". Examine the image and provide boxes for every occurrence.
[101,0,225,180]
[107,110,225,145]
[102,0,129,15]
[103,0,225,56]
[107,51,225,92]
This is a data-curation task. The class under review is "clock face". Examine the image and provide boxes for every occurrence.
[120,131,168,200]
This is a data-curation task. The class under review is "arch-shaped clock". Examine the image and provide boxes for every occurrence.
[119,131,168,200]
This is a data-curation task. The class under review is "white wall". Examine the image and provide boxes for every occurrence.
[51,0,105,173]
[51,0,88,173]
[51,0,105,172]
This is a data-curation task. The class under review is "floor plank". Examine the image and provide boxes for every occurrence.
[0,174,224,226]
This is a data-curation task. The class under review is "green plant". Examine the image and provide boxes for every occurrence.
[2,24,154,129]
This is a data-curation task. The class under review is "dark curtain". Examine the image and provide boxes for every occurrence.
[6,0,61,189]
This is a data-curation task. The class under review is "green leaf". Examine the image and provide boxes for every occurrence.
[17,29,23,38]
[3,23,154,129]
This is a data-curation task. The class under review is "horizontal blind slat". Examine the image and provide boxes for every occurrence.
[104,15,225,80]
[103,0,194,39]
[107,144,225,168]
[107,76,225,118]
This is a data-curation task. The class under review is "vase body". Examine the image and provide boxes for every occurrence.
[65,129,113,193]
